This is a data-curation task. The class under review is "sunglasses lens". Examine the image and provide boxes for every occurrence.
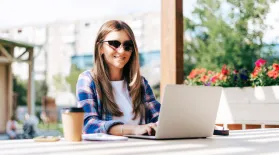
[108,40,121,48]
[123,41,133,52]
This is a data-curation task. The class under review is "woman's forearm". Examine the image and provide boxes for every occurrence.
[108,125,137,136]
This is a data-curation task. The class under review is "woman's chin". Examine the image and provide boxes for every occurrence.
[112,64,126,69]
[112,62,127,69]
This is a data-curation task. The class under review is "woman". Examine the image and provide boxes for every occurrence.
[76,20,160,136]
[76,20,228,136]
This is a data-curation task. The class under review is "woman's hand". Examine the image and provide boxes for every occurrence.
[133,123,157,135]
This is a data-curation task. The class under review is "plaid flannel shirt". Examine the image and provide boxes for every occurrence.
[76,70,161,134]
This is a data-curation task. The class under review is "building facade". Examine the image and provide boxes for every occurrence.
[0,12,161,106]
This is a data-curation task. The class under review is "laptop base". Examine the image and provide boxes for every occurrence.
[125,135,208,140]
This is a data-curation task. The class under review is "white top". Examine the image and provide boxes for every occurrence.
[111,80,140,125]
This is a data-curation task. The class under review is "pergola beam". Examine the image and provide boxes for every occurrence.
[0,44,12,61]
[0,37,35,48]
[16,49,29,60]
[161,0,184,97]
[0,56,10,63]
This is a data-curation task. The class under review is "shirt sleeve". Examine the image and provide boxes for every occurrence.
[76,72,124,134]
[142,77,161,123]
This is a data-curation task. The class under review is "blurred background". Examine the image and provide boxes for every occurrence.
[0,0,278,139]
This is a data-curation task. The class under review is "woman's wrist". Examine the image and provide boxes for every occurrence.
[131,125,138,135]
[120,125,139,135]
[108,124,138,135]
[123,125,138,135]
[108,125,122,135]
[121,125,124,135]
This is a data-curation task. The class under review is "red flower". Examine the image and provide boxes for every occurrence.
[200,75,209,83]
[211,75,218,83]
[188,69,198,79]
[267,70,278,79]
[221,65,229,75]
[274,72,279,79]
[267,71,274,78]
[251,66,261,78]
[255,58,266,67]
[272,63,279,71]
[233,70,239,74]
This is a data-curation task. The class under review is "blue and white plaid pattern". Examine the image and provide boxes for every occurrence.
[76,70,161,134]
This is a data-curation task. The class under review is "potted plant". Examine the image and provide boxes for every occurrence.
[185,59,279,129]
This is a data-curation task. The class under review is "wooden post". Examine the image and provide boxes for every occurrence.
[0,62,7,133]
[7,46,14,120]
[27,48,35,115]
[161,0,184,99]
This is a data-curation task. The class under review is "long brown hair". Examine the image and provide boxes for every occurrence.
[92,20,144,120]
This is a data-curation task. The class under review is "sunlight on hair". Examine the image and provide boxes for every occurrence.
[129,72,138,87]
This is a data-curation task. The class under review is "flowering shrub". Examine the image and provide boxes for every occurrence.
[185,65,250,87]
[250,58,279,86]
[185,58,279,87]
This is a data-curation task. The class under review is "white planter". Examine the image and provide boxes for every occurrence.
[216,86,279,126]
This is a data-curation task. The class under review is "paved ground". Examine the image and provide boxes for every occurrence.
[0,129,61,140]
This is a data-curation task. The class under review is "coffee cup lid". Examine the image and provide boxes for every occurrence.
[62,107,84,113]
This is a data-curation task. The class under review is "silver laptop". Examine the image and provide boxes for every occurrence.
[125,85,222,140]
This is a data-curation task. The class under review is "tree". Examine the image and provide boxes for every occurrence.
[184,0,277,75]
[66,64,83,94]
[13,76,27,106]
[13,75,48,106]
[35,80,48,105]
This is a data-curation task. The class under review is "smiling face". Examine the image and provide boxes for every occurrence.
[100,30,133,72]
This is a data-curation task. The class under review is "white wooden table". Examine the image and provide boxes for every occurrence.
[1,129,279,155]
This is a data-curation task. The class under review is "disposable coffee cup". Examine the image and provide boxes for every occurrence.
[61,107,84,141]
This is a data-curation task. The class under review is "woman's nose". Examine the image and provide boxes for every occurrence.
[116,45,125,53]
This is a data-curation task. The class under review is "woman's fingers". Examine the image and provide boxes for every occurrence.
[146,126,152,135]
[146,123,158,135]
[148,123,157,132]
[135,123,158,135]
